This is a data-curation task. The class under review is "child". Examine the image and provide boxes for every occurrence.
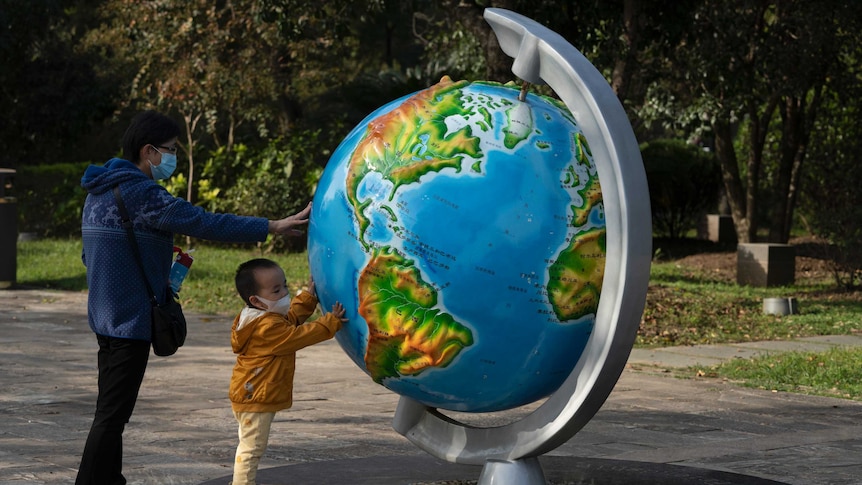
[229,258,347,485]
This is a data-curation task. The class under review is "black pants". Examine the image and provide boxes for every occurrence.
[76,334,150,485]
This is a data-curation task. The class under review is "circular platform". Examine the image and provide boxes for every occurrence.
[199,454,789,485]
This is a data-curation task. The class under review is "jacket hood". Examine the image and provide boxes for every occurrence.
[81,158,149,195]
[232,307,267,353]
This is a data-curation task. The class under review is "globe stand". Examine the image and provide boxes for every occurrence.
[477,458,546,485]
[392,7,653,484]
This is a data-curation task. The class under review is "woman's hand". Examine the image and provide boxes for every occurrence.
[268,201,312,236]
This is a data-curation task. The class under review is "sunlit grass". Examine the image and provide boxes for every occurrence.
[175,245,312,315]
[16,238,87,290]
[640,260,862,347]
[17,238,311,315]
[690,346,862,400]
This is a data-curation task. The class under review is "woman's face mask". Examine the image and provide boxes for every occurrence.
[148,145,177,180]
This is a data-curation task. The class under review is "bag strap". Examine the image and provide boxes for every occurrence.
[112,185,159,306]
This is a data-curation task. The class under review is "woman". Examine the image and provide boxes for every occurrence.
[76,110,311,484]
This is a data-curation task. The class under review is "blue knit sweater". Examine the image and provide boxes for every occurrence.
[81,158,269,341]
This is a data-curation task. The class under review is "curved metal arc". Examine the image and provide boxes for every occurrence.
[393,7,651,465]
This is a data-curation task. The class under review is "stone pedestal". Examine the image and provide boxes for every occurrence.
[699,214,737,244]
[736,243,795,287]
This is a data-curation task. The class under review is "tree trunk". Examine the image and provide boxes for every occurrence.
[771,84,824,243]
[737,96,780,243]
[769,96,802,243]
[712,120,751,242]
[742,100,772,243]
[784,141,805,242]
[611,0,639,100]
[227,113,236,151]
[182,111,202,248]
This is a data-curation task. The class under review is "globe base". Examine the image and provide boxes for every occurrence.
[478,457,546,485]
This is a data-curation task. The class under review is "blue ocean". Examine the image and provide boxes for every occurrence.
[309,82,603,412]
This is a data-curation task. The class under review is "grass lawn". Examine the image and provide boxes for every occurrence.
[15,237,862,400]
[641,260,862,347]
[691,346,862,401]
[15,238,312,315]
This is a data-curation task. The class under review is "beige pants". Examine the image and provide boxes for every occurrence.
[232,410,276,485]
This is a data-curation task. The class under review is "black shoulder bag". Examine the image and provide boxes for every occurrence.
[113,185,187,356]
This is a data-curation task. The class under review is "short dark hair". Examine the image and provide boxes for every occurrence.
[122,110,181,163]
[235,258,281,307]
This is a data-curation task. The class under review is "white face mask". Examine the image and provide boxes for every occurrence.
[255,294,292,314]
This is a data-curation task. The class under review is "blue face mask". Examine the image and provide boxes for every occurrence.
[148,146,177,180]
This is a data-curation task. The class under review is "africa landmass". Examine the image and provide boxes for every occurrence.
[547,131,605,321]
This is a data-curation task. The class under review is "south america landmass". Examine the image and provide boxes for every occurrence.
[358,247,474,383]
[345,77,490,382]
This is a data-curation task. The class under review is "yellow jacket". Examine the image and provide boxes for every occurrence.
[229,291,341,413]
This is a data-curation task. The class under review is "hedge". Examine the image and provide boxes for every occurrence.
[13,162,89,238]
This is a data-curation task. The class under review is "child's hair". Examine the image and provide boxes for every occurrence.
[235,258,281,307]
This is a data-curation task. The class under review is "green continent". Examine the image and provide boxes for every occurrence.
[552,132,604,322]
[568,133,601,227]
[503,102,534,149]
[358,247,473,383]
[547,227,606,322]
[345,77,483,249]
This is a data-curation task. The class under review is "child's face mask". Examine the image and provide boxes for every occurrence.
[255,294,292,314]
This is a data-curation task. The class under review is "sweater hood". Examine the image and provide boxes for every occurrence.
[81,158,149,195]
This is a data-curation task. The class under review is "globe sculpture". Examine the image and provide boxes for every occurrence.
[309,76,604,413]
[309,8,651,484]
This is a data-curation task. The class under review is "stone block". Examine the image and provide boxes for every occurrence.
[736,243,795,287]
[698,214,737,244]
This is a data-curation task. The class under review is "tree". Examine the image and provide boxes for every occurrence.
[798,40,862,288]
[0,0,117,168]
[415,0,699,146]
[641,139,720,240]
[644,0,861,243]
[84,0,320,208]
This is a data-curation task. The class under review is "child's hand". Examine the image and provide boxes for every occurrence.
[330,301,348,322]
[308,277,317,298]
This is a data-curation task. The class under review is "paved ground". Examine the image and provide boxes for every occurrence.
[2,288,862,485]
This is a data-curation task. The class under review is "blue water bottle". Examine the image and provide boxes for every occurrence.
[169,246,194,293]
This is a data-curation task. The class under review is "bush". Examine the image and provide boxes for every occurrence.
[195,135,326,252]
[800,137,862,289]
[14,134,328,248]
[641,139,721,239]
[15,162,89,237]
